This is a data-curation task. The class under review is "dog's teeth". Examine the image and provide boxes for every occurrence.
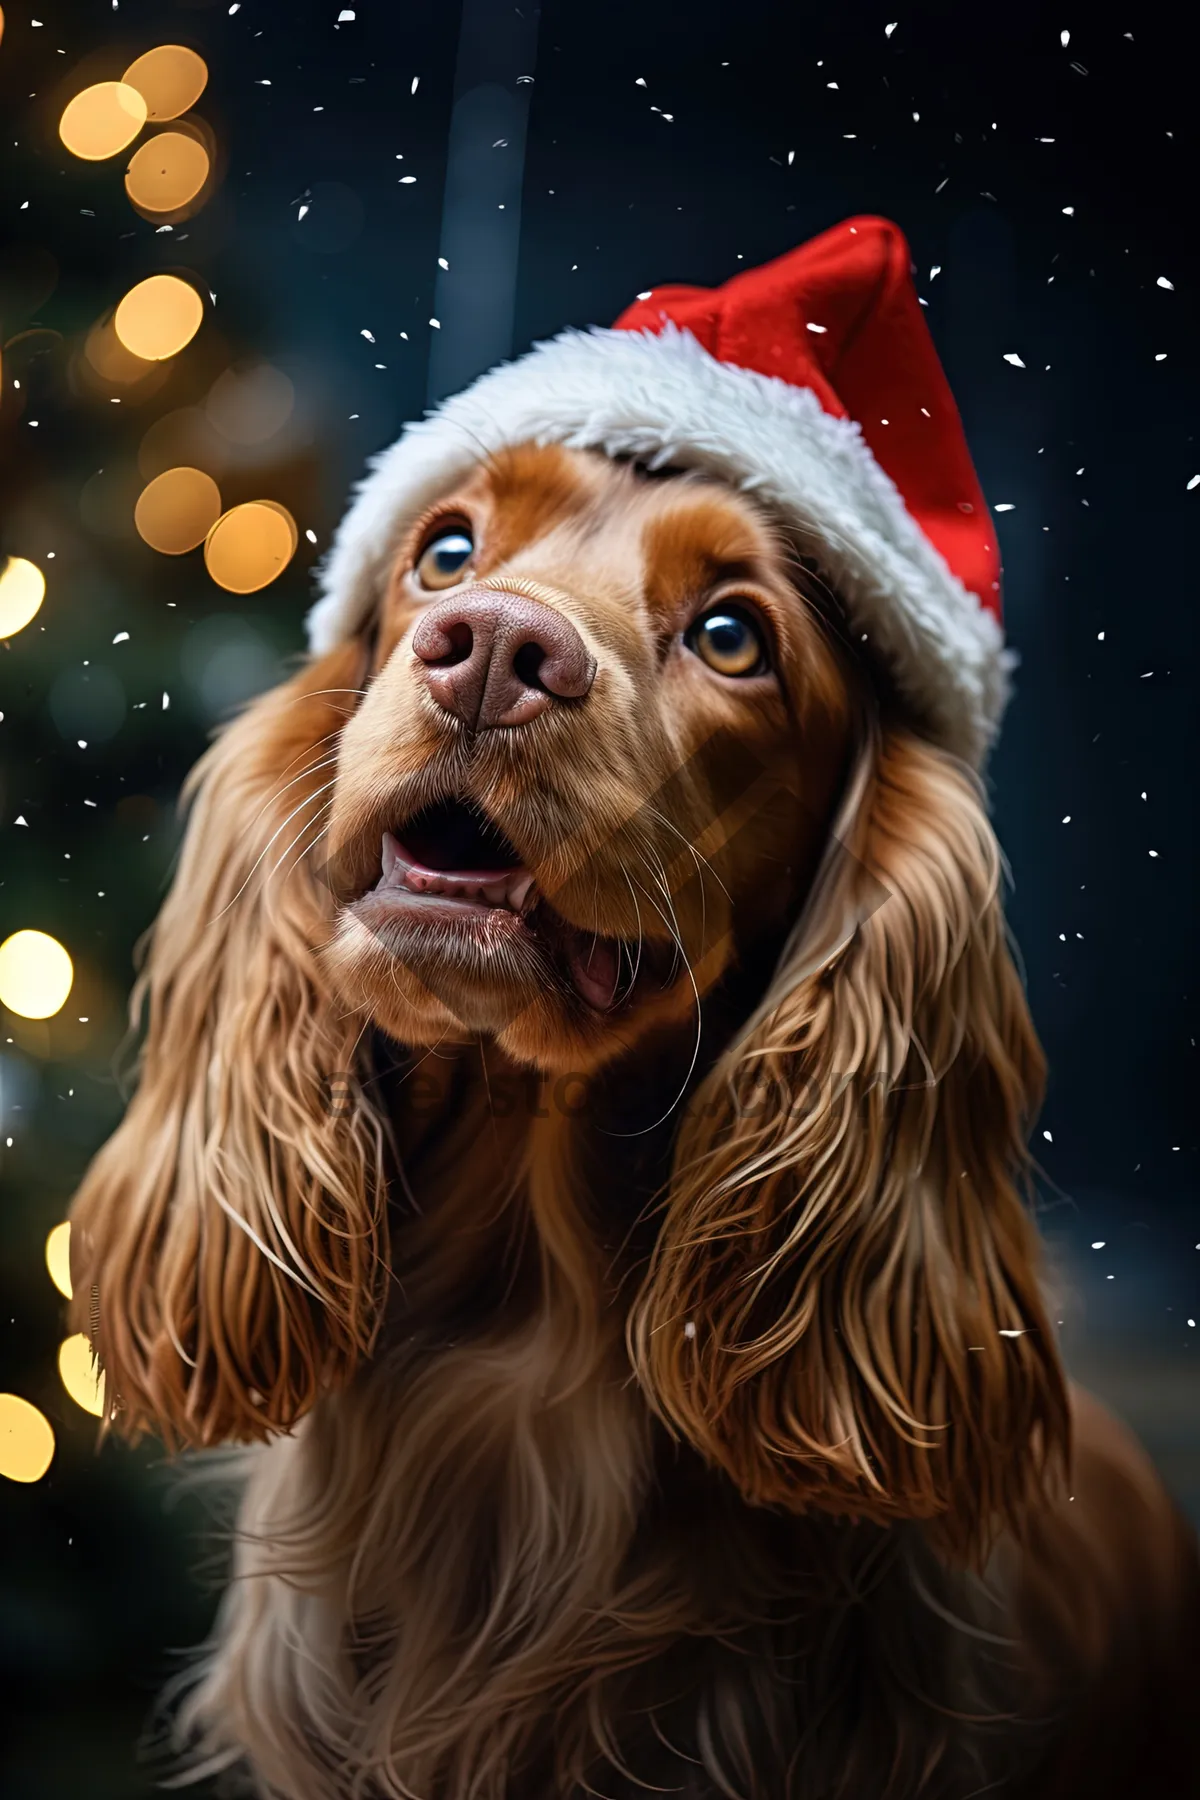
[381,832,399,880]
[507,872,536,913]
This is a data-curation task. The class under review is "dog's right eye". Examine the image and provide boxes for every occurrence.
[415,528,475,591]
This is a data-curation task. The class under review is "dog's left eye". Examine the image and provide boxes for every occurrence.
[415,528,475,590]
[687,606,768,678]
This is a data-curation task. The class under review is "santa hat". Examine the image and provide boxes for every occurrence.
[308,216,1009,767]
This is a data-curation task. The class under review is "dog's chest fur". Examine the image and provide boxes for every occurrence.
[176,1121,1038,1800]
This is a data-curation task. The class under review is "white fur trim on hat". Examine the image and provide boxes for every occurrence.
[309,324,1011,767]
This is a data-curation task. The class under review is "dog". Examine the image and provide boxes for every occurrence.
[69,223,1200,1798]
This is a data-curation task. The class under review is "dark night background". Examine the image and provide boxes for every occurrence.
[1,1,1197,1793]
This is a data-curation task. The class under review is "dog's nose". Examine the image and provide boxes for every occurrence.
[411,588,596,730]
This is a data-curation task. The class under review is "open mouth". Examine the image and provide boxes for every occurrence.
[358,795,676,1013]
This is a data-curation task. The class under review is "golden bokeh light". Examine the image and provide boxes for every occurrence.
[0,1395,55,1485]
[0,556,45,638]
[123,45,208,121]
[45,1223,73,1300]
[0,930,75,1020]
[58,1335,105,1419]
[205,501,298,593]
[84,315,155,387]
[135,465,222,554]
[125,130,210,213]
[59,81,148,161]
[257,499,300,559]
[114,273,203,361]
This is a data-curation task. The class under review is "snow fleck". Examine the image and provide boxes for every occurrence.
[1097,630,1105,640]
[112,631,129,644]
[885,21,897,35]
[429,318,440,329]
[1060,29,1070,45]
[636,290,652,300]
[337,7,356,19]
[930,264,941,280]
[1187,474,1200,491]
[634,77,646,87]
[1062,206,1075,215]
[1003,352,1026,367]
[411,77,419,95]
[806,321,827,333]
[1157,276,1175,290]
[999,1328,1028,1338]
[994,502,1015,512]
[305,529,317,544]
[360,328,375,342]
[1042,1130,1053,1142]
[1149,849,1159,858]
[297,203,309,220]
[399,175,416,184]
[438,256,449,270]
[1062,815,1071,824]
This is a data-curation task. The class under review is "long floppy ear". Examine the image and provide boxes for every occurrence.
[629,726,1070,1563]
[67,646,390,1449]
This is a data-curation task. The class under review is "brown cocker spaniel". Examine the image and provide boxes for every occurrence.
[69,229,1199,1800]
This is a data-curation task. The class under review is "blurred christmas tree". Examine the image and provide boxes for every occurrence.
[0,2,450,1789]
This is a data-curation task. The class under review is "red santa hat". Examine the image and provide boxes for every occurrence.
[308,216,1010,767]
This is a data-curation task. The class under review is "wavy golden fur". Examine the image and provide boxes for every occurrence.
[69,445,1199,1798]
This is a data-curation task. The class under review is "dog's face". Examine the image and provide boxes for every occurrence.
[69,437,1067,1539]
[323,444,855,1072]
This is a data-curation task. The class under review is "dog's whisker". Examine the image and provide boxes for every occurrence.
[209,781,340,923]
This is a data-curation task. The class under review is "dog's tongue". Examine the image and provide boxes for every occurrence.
[566,933,621,1011]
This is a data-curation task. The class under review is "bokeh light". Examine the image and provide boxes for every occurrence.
[204,501,297,593]
[138,404,227,480]
[258,499,300,558]
[83,316,156,388]
[59,81,148,161]
[114,273,203,361]
[0,931,75,1020]
[206,362,295,445]
[183,614,284,718]
[0,556,45,638]
[125,130,211,214]
[46,1222,73,1300]
[135,465,222,554]
[49,664,127,746]
[122,45,208,121]
[58,1335,105,1418]
[0,1395,55,1485]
